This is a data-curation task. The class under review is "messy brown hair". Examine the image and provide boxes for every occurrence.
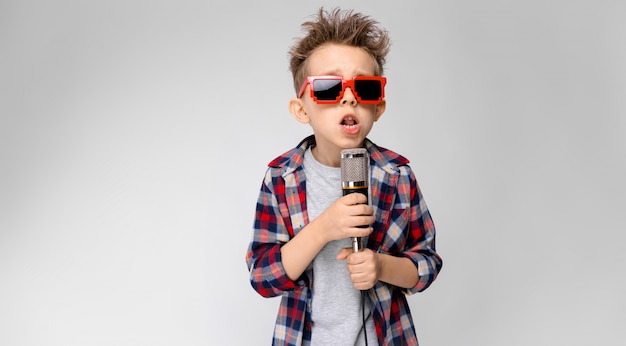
[288,7,391,94]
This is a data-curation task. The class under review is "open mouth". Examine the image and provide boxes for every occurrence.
[341,115,358,129]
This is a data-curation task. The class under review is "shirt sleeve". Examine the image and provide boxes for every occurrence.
[400,167,443,294]
[245,168,299,298]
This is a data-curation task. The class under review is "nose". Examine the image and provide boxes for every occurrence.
[341,87,358,106]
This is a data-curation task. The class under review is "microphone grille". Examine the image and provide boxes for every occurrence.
[340,148,369,182]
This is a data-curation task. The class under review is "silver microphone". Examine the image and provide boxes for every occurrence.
[340,148,370,252]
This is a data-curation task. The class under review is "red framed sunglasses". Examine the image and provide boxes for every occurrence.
[298,75,387,104]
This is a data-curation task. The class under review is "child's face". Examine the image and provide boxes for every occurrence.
[289,43,386,167]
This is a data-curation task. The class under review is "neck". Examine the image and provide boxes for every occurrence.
[311,146,341,167]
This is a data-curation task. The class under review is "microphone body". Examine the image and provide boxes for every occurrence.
[340,148,370,252]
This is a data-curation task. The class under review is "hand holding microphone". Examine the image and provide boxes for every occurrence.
[308,148,373,249]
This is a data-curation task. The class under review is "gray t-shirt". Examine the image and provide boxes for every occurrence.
[304,147,377,346]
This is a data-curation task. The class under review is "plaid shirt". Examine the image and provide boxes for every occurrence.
[246,136,442,345]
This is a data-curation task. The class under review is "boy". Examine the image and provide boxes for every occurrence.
[246,8,442,346]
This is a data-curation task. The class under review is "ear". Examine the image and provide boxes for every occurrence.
[374,99,386,121]
[289,98,310,124]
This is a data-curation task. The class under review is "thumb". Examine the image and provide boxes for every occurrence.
[336,247,353,261]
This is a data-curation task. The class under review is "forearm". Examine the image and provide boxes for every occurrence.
[376,253,419,289]
[281,218,328,281]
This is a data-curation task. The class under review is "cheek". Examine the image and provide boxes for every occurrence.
[302,98,321,115]
[303,100,336,118]
[363,107,380,122]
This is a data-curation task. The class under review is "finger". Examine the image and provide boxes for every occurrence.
[347,253,368,267]
[350,273,376,290]
[354,281,375,291]
[348,204,373,218]
[347,225,373,238]
[336,247,352,260]
[342,192,368,205]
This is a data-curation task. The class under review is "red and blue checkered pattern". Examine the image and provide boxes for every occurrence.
[246,136,442,345]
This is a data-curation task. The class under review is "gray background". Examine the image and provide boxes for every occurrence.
[1,0,625,345]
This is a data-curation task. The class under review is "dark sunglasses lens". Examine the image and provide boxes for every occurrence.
[354,80,382,100]
[313,79,343,100]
